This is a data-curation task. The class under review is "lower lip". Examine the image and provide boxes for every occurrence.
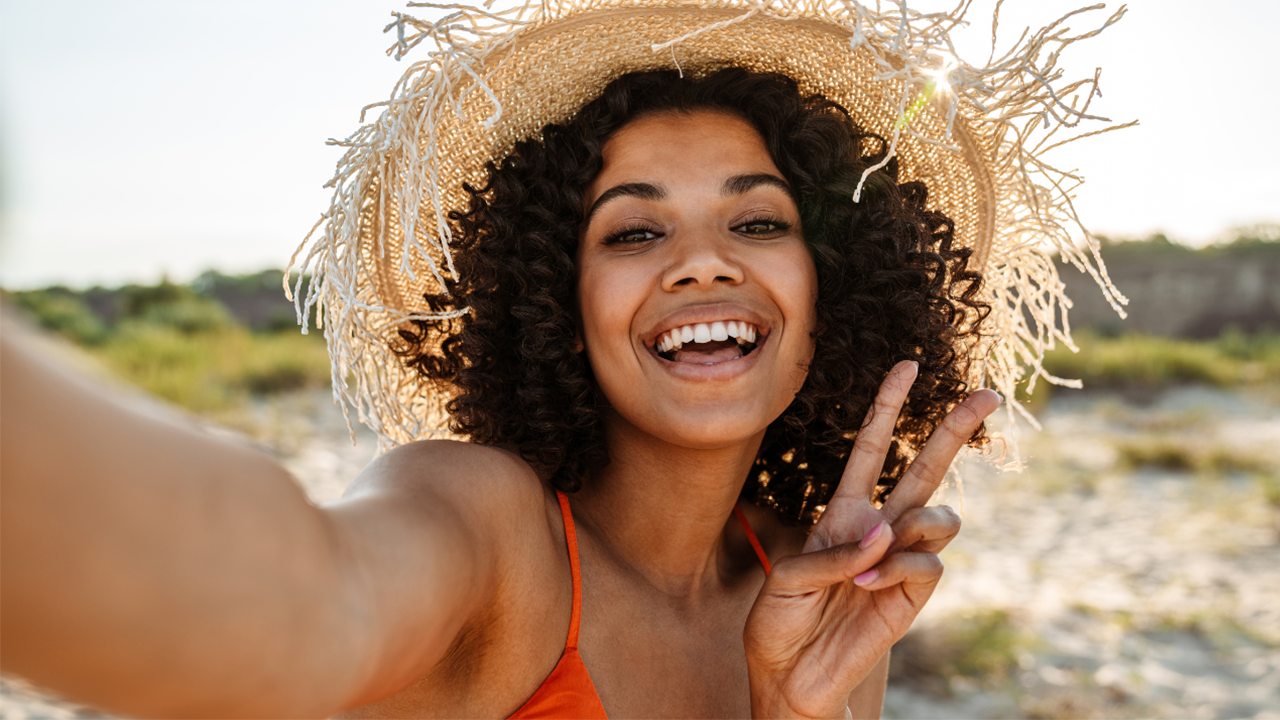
[646,335,769,382]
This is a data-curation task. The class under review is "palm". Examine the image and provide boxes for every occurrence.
[744,362,1001,719]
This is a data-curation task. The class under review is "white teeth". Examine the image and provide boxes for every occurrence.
[655,321,762,354]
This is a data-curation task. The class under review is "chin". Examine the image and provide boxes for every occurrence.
[641,404,778,451]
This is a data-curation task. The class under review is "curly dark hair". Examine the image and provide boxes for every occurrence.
[395,67,989,525]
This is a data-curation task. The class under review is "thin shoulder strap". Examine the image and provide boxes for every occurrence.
[555,490,583,649]
[733,505,772,575]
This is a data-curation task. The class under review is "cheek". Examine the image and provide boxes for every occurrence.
[776,245,820,348]
[576,260,645,361]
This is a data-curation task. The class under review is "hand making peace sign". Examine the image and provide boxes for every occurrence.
[743,360,1003,719]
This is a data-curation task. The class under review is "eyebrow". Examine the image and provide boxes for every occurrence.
[583,172,794,226]
[722,173,793,198]
[584,182,665,226]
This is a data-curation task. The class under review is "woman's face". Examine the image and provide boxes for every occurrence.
[577,110,818,450]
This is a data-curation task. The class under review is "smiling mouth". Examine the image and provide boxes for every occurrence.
[654,321,763,365]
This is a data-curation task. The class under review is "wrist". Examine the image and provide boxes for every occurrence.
[748,675,850,720]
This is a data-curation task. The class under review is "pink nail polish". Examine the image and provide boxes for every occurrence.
[859,522,885,549]
[854,569,879,586]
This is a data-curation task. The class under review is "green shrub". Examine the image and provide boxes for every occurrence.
[94,325,331,413]
[1041,332,1280,389]
[7,289,108,345]
[6,273,333,414]
[127,297,235,335]
[96,325,245,411]
[235,333,333,394]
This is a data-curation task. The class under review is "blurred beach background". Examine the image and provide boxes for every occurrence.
[2,0,1278,718]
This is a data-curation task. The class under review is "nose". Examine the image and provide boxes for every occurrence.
[660,229,745,291]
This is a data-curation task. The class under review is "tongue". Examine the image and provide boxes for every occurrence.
[672,340,743,364]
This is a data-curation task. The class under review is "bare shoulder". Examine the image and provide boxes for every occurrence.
[324,441,571,716]
[337,439,563,583]
[346,439,546,510]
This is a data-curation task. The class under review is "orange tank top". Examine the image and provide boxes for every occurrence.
[508,492,771,719]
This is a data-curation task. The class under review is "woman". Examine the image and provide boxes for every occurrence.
[0,1,1122,717]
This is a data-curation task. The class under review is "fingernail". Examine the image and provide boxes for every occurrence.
[854,569,879,587]
[859,521,885,549]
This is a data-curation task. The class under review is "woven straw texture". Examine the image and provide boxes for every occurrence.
[289,0,1132,454]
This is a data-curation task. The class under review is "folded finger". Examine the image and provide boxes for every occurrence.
[882,389,1001,519]
[831,361,918,504]
[889,505,961,554]
[767,522,895,595]
[851,551,944,595]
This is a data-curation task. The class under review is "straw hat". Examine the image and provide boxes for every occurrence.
[288,0,1132,452]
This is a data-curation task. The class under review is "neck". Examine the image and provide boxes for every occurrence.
[570,410,764,600]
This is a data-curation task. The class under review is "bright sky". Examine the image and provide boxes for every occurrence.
[1,0,1277,289]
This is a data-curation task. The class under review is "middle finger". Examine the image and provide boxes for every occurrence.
[882,388,1001,520]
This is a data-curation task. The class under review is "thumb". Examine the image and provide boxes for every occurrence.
[765,522,894,595]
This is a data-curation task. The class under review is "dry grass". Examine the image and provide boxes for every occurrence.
[890,609,1031,696]
[1114,436,1275,475]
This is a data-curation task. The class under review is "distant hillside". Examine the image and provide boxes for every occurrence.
[5,270,309,336]
[7,231,1278,342]
[1058,231,1280,339]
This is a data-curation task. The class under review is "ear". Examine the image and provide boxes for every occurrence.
[572,334,585,354]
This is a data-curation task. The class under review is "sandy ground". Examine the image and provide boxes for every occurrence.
[4,385,1278,719]
[886,384,1280,719]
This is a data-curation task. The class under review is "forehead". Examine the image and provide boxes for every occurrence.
[590,111,782,194]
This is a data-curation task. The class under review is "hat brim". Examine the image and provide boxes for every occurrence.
[364,7,997,316]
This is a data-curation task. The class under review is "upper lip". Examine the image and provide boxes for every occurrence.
[642,302,772,349]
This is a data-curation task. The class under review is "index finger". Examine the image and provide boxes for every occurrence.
[881,388,1002,519]
[830,360,918,504]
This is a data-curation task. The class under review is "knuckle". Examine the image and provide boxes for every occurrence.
[939,416,970,443]
[947,402,983,431]
[935,504,962,531]
[828,541,859,565]
[854,441,890,462]
[908,454,945,482]
[873,397,900,414]
[922,554,944,579]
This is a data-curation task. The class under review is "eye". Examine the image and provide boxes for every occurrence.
[733,216,792,237]
[603,225,662,245]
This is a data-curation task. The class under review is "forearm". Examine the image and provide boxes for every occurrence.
[0,324,364,717]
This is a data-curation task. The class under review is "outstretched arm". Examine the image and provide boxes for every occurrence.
[0,319,506,718]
